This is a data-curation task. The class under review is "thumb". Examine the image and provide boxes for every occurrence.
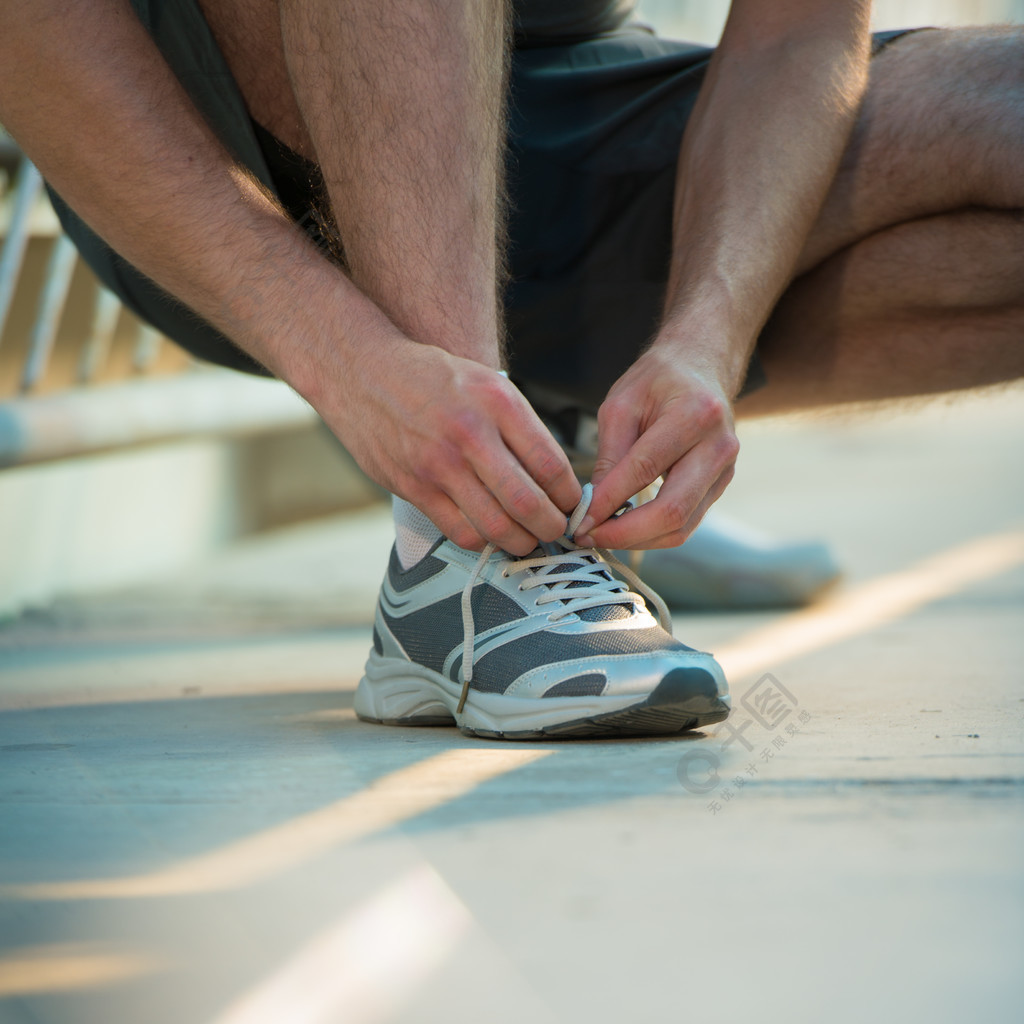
[577,401,640,536]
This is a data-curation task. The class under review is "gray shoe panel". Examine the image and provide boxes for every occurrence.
[543,673,607,698]
[386,543,449,592]
[467,624,686,694]
[381,583,526,677]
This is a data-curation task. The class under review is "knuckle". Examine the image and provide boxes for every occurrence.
[530,448,570,490]
[659,500,689,534]
[631,451,662,489]
[481,508,516,544]
[505,485,541,522]
[719,433,740,464]
[473,373,515,414]
[424,438,462,474]
[693,393,728,432]
[446,409,484,447]
[487,375,515,406]
[598,396,629,428]
[450,523,483,551]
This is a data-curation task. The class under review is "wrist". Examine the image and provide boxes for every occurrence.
[648,312,755,401]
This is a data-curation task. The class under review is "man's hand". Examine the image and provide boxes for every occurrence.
[313,338,581,555]
[574,348,738,550]
[575,0,870,549]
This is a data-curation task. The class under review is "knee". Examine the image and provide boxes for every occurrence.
[853,26,1024,208]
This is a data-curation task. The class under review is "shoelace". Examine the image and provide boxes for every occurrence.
[457,483,672,712]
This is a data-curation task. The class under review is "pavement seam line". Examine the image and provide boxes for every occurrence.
[0,747,550,902]
[715,528,1024,680]
[209,865,471,1024]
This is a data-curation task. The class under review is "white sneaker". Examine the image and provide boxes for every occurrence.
[355,487,730,739]
[620,515,841,611]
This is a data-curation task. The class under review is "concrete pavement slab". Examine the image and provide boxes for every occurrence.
[0,386,1022,1023]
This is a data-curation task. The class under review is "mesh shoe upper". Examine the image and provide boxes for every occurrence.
[373,535,698,703]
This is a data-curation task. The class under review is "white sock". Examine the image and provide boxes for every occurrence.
[392,496,443,569]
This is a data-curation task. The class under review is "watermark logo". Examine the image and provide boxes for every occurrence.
[676,673,812,815]
[741,672,799,730]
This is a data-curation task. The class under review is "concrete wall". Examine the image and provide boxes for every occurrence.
[0,189,381,616]
[0,421,381,617]
[636,0,1024,41]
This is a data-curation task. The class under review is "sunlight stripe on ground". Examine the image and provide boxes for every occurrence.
[0,943,163,996]
[211,866,469,1024]
[0,748,549,902]
[715,529,1024,681]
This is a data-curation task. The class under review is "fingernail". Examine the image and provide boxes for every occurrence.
[575,532,594,548]
[576,516,594,537]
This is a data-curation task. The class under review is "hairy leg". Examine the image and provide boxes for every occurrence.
[277,0,510,363]
[200,0,509,362]
[741,26,1023,414]
[193,0,579,551]
[801,26,1023,266]
[740,209,1024,414]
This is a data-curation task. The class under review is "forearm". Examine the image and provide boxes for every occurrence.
[582,2,870,546]
[657,0,872,395]
[0,0,577,550]
[279,0,510,365]
[0,0,393,397]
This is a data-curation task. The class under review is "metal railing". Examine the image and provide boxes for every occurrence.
[0,152,316,468]
[0,157,182,396]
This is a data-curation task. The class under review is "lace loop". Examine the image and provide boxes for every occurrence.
[456,483,672,713]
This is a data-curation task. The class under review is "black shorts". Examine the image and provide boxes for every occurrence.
[49,2,918,411]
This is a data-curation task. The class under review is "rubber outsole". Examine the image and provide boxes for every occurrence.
[356,666,730,741]
[460,667,729,740]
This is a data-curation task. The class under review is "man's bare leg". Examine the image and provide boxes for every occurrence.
[742,209,1024,414]
[277,0,508,363]
[197,0,580,552]
[740,27,1023,415]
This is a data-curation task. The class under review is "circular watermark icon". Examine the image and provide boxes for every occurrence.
[676,749,722,794]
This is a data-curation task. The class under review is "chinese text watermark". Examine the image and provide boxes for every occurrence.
[676,673,812,814]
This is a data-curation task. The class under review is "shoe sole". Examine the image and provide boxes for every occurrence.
[355,652,730,740]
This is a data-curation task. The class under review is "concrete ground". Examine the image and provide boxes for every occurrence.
[1,387,1022,1024]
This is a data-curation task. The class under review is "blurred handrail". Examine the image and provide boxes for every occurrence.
[20,232,77,392]
[0,369,318,469]
[0,158,43,349]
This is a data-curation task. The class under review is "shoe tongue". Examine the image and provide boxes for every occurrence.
[579,604,632,622]
[532,543,632,622]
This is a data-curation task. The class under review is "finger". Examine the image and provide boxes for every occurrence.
[406,459,539,554]
[427,376,570,546]
[618,464,736,551]
[582,442,736,550]
[458,409,571,543]
[590,393,643,489]
[411,491,486,552]
[475,455,573,546]
[451,480,543,555]
[578,418,692,539]
[501,398,582,516]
